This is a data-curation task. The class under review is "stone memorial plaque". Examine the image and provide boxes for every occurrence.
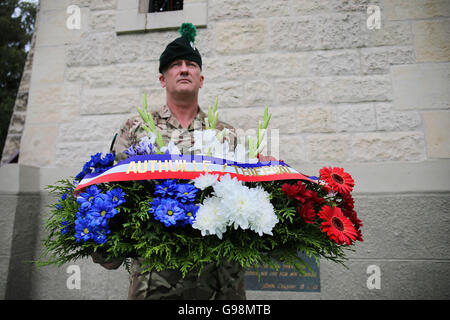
[245,253,319,292]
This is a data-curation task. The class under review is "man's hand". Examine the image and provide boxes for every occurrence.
[91,251,123,270]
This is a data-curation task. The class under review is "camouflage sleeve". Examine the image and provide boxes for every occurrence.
[112,116,145,162]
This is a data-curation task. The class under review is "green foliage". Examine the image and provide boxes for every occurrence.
[136,93,165,150]
[248,105,272,159]
[205,96,219,130]
[37,178,349,278]
[0,0,37,158]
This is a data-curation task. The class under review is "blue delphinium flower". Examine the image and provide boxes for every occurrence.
[89,195,118,228]
[123,145,137,157]
[100,153,115,166]
[149,180,199,227]
[123,136,157,157]
[55,192,70,210]
[74,213,108,244]
[154,180,177,197]
[79,185,101,202]
[74,153,115,182]
[106,187,126,207]
[76,185,100,212]
[181,203,199,226]
[175,184,198,203]
[60,219,70,235]
[148,197,162,215]
[92,229,110,245]
[74,216,95,242]
[88,153,102,167]
[72,184,126,244]
[74,212,110,244]
[135,137,156,155]
[153,198,185,227]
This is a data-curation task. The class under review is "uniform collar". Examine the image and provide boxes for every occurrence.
[158,104,206,129]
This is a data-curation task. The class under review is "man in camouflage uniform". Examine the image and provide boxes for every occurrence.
[112,104,237,162]
[91,24,246,300]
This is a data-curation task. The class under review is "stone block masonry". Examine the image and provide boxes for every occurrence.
[0,0,448,300]
[16,1,445,168]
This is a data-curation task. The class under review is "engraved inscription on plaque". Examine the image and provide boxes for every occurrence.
[245,253,320,292]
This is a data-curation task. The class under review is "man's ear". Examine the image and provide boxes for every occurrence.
[159,73,166,88]
[199,74,204,88]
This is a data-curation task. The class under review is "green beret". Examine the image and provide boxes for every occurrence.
[159,23,202,74]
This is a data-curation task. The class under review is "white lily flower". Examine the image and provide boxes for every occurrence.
[212,140,230,158]
[160,140,181,155]
[216,128,230,143]
[190,129,218,155]
[233,144,246,162]
[146,131,157,145]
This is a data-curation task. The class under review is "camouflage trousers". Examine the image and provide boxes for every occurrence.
[128,258,246,300]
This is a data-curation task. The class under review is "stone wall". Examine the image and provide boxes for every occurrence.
[1,0,449,299]
[17,0,449,168]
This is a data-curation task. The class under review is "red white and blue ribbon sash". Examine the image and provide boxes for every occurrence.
[75,154,317,191]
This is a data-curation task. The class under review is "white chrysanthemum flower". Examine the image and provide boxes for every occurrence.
[249,208,278,236]
[219,185,255,230]
[192,196,228,239]
[194,174,279,238]
[193,173,219,190]
[213,174,243,198]
[247,186,278,236]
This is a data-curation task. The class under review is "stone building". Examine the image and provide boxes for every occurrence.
[1,0,449,299]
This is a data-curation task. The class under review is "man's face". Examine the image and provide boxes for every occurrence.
[159,59,204,97]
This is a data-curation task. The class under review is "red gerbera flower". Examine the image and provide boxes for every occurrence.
[319,167,354,195]
[281,183,302,199]
[318,205,358,245]
[310,190,325,205]
[298,201,316,224]
[348,210,363,230]
[340,193,354,210]
[355,228,364,242]
[281,181,313,203]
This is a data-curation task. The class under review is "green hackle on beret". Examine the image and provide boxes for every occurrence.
[178,23,197,43]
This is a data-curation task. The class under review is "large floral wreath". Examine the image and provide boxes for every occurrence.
[37,96,363,276]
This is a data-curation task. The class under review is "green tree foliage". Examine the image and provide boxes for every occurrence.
[0,0,37,160]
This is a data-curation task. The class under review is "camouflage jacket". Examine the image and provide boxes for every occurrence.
[113,104,237,161]
[94,104,246,300]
